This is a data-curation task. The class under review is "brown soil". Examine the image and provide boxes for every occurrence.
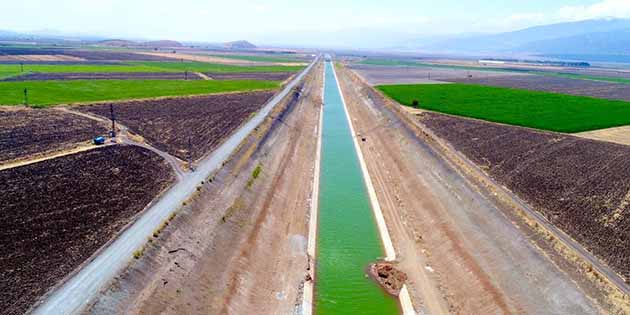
[576,126,630,146]
[79,92,275,161]
[421,112,630,283]
[0,145,174,315]
[135,52,257,65]
[445,74,630,101]
[349,64,520,85]
[367,262,408,296]
[0,48,175,61]
[204,72,295,81]
[0,54,86,62]
[0,106,108,165]
[86,62,323,315]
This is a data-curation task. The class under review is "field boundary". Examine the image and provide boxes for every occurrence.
[0,85,279,107]
[0,142,112,171]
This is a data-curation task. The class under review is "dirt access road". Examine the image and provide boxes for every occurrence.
[32,60,316,315]
[337,65,603,314]
[86,61,323,315]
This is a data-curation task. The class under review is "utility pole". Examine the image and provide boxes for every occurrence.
[20,62,24,73]
[188,135,194,172]
[185,70,188,80]
[109,104,116,138]
[23,88,28,106]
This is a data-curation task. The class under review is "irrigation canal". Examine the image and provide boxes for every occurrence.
[314,61,399,314]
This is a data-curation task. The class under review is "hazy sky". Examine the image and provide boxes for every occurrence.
[3,0,630,47]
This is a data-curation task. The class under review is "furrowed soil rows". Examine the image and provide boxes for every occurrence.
[445,75,630,101]
[421,112,630,284]
[1,72,200,81]
[80,91,275,160]
[349,64,519,85]
[0,48,175,61]
[0,145,174,315]
[0,107,107,164]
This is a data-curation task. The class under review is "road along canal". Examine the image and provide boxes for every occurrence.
[314,60,400,314]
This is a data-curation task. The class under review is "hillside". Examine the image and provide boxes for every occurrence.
[419,18,630,58]
[224,40,257,50]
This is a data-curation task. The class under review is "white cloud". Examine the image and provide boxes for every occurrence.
[558,0,630,21]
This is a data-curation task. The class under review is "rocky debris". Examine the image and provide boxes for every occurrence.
[367,261,408,296]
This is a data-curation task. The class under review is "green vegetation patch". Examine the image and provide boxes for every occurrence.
[0,79,279,107]
[378,83,630,133]
[0,71,19,80]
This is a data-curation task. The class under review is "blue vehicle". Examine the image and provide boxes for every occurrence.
[93,136,106,145]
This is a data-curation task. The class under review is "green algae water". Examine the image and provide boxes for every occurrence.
[314,61,399,314]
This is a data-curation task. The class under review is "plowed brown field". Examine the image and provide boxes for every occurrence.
[422,112,630,284]
[79,92,275,160]
[0,107,107,164]
[0,145,174,315]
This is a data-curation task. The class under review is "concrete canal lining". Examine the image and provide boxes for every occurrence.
[312,60,414,315]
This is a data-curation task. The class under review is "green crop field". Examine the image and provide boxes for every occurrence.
[0,79,279,107]
[0,61,304,75]
[377,83,630,133]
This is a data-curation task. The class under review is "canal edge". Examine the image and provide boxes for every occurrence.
[301,61,324,315]
[331,61,416,315]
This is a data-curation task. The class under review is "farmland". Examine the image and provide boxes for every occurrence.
[0,107,107,164]
[377,83,630,132]
[0,61,303,74]
[204,71,294,81]
[2,72,199,81]
[79,91,275,160]
[209,54,302,63]
[421,112,630,285]
[356,58,630,84]
[0,47,176,61]
[445,75,630,101]
[0,79,278,106]
[0,145,174,315]
[2,71,294,82]
[128,61,304,73]
[350,63,514,85]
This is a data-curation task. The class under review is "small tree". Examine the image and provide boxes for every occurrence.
[412,99,419,107]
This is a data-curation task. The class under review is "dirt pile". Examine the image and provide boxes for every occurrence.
[368,262,408,296]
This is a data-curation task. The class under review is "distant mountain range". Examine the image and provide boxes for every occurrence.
[0,29,258,50]
[417,18,630,61]
[97,39,184,48]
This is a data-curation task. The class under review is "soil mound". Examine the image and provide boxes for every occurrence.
[367,262,408,296]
